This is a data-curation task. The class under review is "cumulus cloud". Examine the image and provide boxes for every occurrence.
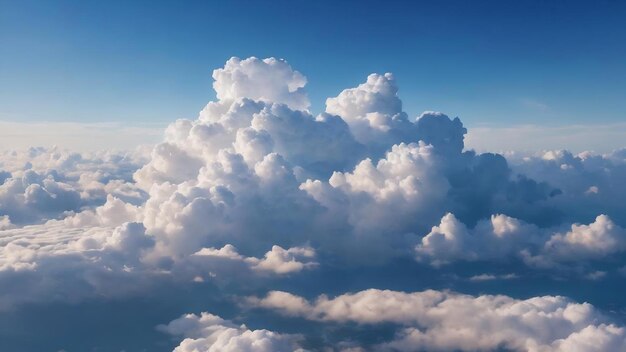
[325,73,411,150]
[213,57,310,111]
[158,312,304,352]
[248,289,626,352]
[193,244,317,275]
[62,194,142,227]
[415,212,626,269]
[3,57,625,304]
[121,56,571,268]
[0,169,82,224]
[3,56,626,350]
[0,221,157,308]
[507,149,626,226]
[0,147,147,225]
[526,215,626,268]
[0,215,12,230]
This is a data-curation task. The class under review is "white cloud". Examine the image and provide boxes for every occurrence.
[248,289,626,352]
[325,73,411,149]
[0,169,82,224]
[3,57,626,349]
[0,220,156,308]
[125,56,573,267]
[158,312,304,352]
[504,148,626,231]
[62,194,142,227]
[415,212,626,269]
[0,147,148,226]
[248,245,317,274]
[3,57,625,300]
[415,212,540,266]
[0,215,12,230]
[302,142,448,241]
[544,215,626,260]
[213,57,310,111]
[193,244,317,275]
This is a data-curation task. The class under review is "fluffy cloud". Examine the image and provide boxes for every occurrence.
[3,57,625,303]
[62,194,142,227]
[0,218,317,308]
[545,215,626,258]
[0,169,82,224]
[0,215,12,230]
[0,148,147,225]
[325,73,412,150]
[507,149,626,226]
[415,212,626,269]
[158,312,304,352]
[193,244,317,275]
[124,56,570,267]
[157,312,304,352]
[3,57,626,350]
[248,289,626,352]
[0,221,157,308]
[213,57,310,111]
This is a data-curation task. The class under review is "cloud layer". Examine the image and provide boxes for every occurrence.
[247,288,626,351]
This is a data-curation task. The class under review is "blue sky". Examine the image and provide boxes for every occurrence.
[1,0,625,140]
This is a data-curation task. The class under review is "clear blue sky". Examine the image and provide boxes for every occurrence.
[1,0,625,128]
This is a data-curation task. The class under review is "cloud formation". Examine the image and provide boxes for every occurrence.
[2,56,626,351]
[0,147,147,225]
[415,212,626,270]
[248,289,626,352]
[213,57,310,111]
[193,244,317,275]
[159,312,304,352]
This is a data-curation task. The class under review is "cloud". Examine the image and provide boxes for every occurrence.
[3,57,625,304]
[0,147,148,225]
[2,56,626,350]
[213,57,310,111]
[158,312,305,352]
[507,149,626,226]
[325,73,411,150]
[0,221,156,308]
[62,194,142,227]
[415,212,626,270]
[524,215,626,269]
[0,217,318,309]
[193,244,317,275]
[124,56,571,268]
[248,289,626,352]
[0,215,13,230]
[0,169,82,224]
[247,245,317,274]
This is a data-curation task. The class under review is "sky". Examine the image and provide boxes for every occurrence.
[1,0,626,151]
[3,2,626,351]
